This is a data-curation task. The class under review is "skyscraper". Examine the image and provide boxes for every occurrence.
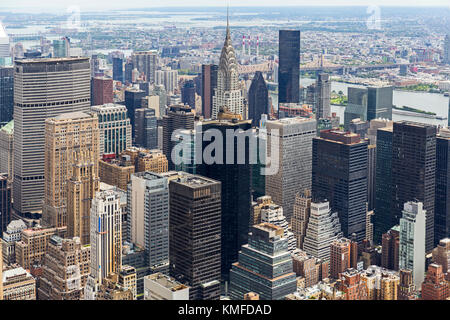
[134,107,158,149]
[259,202,297,253]
[444,34,450,65]
[312,130,368,242]
[90,190,122,283]
[392,121,436,252]
[128,172,169,274]
[124,88,146,134]
[67,150,99,245]
[201,64,218,119]
[302,200,343,262]
[344,87,393,129]
[292,189,312,249]
[432,238,450,274]
[112,57,124,83]
[278,30,300,106]
[181,80,196,109]
[330,238,351,279]
[131,51,157,83]
[42,112,99,229]
[435,128,450,244]
[162,105,194,170]
[91,103,132,156]
[399,201,426,290]
[13,58,91,216]
[91,77,113,106]
[374,126,393,243]
[421,264,450,300]
[229,223,297,300]
[248,71,268,127]
[0,120,13,178]
[315,73,331,119]
[211,14,244,119]
[155,67,179,94]
[38,236,91,300]
[265,117,317,220]
[0,67,13,126]
[169,173,222,300]
[197,116,252,281]
[381,225,400,271]
[0,174,11,233]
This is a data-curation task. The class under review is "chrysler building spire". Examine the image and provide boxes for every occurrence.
[211,7,244,119]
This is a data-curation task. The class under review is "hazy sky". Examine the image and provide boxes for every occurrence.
[2,0,450,13]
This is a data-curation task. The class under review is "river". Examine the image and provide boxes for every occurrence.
[270,78,450,127]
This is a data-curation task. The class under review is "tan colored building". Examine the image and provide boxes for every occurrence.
[15,226,66,270]
[244,292,259,300]
[96,274,134,300]
[42,111,99,228]
[38,236,90,300]
[292,249,329,287]
[432,238,450,274]
[251,195,273,226]
[137,149,168,173]
[99,158,135,191]
[2,265,36,300]
[67,153,99,245]
[360,266,399,300]
[292,189,312,249]
[119,265,137,300]
[0,120,13,180]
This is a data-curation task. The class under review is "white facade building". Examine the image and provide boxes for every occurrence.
[144,273,189,300]
[302,201,343,262]
[399,201,426,290]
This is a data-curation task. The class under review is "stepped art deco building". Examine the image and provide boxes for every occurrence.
[13,58,91,217]
[42,112,99,231]
[211,13,244,119]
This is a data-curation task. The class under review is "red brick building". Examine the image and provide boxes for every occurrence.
[421,264,450,300]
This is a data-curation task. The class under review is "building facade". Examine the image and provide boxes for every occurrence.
[13,58,91,216]
[229,223,297,300]
[265,117,317,221]
[91,103,132,156]
[169,174,221,300]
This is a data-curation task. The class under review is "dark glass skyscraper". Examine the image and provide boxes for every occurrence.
[278,30,300,106]
[0,174,11,233]
[181,80,196,109]
[391,121,436,252]
[134,107,158,149]
[248,71,268,127]
[344,86,393,129]
[374,127,394,243]
[0,67,13,126]
[169,173,222,300]
[197,118,252,282]
[435,128,450,244]
[162,105,195,170]
[201,64,218,119]
[112,57,123,83]
[312,130,368,242]
[124,89,145,135]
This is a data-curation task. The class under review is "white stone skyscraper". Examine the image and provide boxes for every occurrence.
[302,200,342,262]
[90,189,122,283]
[211,10,244,119]
[399,201,426,290]
[265,117,317,220]
[260,202,297,252]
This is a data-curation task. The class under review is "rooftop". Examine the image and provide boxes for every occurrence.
[15,57,89,64]
[148,273,188,292]
[50,111,94,122]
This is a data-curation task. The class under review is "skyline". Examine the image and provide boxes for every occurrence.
[1,1,450,14]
